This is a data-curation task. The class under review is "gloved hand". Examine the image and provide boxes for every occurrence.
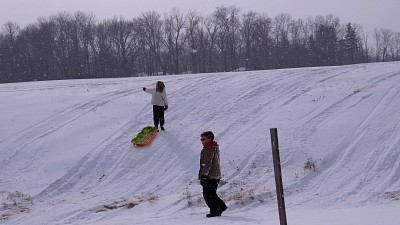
[142,87,146,91]
[200,176,207,186]
[164,105,168,111]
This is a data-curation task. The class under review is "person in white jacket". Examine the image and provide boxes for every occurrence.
[143,81,169,131]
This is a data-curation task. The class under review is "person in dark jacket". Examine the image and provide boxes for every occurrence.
[198,131,227,218]
[143,81,169,131]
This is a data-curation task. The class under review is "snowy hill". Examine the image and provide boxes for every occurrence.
[1,62,400,225]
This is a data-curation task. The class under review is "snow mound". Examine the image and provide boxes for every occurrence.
[1,62,400,224]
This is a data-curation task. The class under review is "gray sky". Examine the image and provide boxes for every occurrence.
[1,0,399,33]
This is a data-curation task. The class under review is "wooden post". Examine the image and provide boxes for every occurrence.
[270,128,288,225]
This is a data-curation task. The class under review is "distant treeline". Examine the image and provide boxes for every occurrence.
[0,6,399,83]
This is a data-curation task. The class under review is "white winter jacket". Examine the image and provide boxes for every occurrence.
[144,88,169,107]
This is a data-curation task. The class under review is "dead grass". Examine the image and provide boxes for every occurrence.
[302,153,318,173]
[304,157,317,172]
[96,192,159,213]
[0,191,32,221]
[96,200,141,213]
[220,189,273,205]
[384,192,400,200]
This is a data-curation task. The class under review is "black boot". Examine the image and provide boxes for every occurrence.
[206,213,221,218]
[219,205,228,215]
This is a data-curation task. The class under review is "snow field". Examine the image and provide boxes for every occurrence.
[1,62,400,224]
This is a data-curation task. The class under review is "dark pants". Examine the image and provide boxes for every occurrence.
[202,179,226,214]
[153,105,165,128]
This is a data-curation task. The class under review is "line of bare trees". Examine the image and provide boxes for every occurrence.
[1,6,399,83]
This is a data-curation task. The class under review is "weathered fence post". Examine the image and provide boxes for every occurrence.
[270,128,288,225]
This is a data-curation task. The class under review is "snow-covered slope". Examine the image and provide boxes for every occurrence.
[1,62,399,224]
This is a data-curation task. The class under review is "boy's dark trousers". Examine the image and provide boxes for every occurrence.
[202,179,226,214]
[153,105,165,128]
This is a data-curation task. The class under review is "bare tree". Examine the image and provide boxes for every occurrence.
[107,17,135,76]
[2,22,20,40]
[273,13,292,68]
[241,11,274,70]
[289,18,308,67]
[1,22,20,80]
[358,26,370,63]
[393,32,400,61]
[241,11,257,70]
[374,28,382,62]
[380,29,393,62]
[186,10,202,73]
[164,8,187,74]
[139,11,166,75]
[213,5,241,71]
[75,12,96,78]
[203,15,218,72]
[33,18,58,80]
[254,13,273,69]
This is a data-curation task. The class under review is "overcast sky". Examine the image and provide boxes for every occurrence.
[1,0,399,33]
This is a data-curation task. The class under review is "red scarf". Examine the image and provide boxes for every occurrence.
[203,140,218,148]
